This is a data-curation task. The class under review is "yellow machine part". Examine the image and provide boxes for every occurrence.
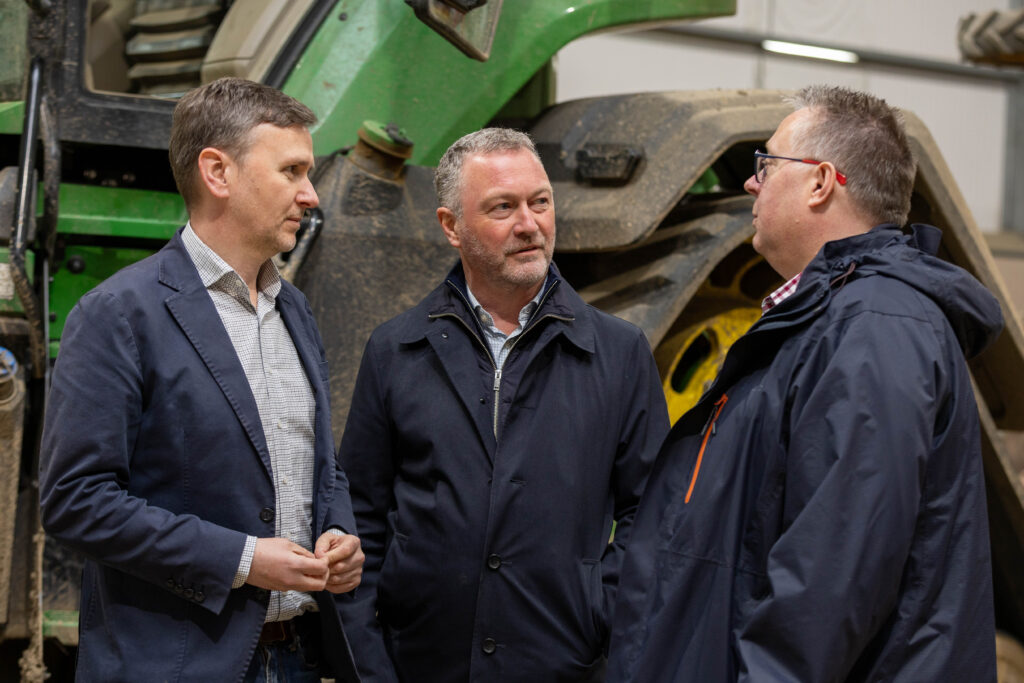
[659,307,761,425]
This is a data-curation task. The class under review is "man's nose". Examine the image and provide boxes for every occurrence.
[743,174,760,196]
[298,177,319,208]
[513,204,539,234]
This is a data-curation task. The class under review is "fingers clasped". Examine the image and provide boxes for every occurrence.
[315,532,365,594]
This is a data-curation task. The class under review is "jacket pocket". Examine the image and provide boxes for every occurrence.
[580,558,607,648]
[377,528,412,625]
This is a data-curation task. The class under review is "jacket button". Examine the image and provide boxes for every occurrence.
[166,578,175,589]
[183,587,194,599]
[175,583,184,594]
[195,591,205,603]
[487,554,501,570]
[482,638,497,654]
[260,507,275,523]
[441,331,449,339]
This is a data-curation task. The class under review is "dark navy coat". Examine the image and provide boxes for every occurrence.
[607,225,1002,683]
[337,263,669,682]
[39,229,359,682]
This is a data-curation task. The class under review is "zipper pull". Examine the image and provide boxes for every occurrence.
[493,368,502,391]
[700,394,729,435]
[700,405,715,435]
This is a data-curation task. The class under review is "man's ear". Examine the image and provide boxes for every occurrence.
[438,207,460,248]
[197,147,232,200]
[807,162,840,209]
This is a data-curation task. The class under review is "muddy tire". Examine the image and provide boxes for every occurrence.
[958,9,1024,66]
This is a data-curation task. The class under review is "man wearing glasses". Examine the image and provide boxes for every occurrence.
[606,85,1002,682]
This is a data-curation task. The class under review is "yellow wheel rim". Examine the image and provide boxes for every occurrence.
[659,307,761,425]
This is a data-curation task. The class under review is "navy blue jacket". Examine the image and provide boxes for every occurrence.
[39,229,359,682]
[337,263,669,682]
[606,225,1002,682]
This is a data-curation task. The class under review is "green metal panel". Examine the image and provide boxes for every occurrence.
[49,244,163,346]
[0,101,24,135]
[3,183,181,338]
[54,184,186,239]
[286,0,735,165]
[47,183,184,349]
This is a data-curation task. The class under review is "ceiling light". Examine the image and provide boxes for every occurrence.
[761,39,860,64]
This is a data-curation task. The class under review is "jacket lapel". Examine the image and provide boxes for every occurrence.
[158,232,273,478]
[397,267,500,455]
[425,313,500,456]
[407,263,594,458]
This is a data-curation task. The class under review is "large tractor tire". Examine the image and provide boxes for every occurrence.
[958,9,1024,66]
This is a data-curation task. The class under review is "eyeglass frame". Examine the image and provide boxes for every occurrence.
[753,149,847,186]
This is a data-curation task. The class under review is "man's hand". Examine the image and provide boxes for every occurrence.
[314,532,364,594]
[246,537,329,592]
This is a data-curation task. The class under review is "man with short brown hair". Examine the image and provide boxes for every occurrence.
[40,77,363,682]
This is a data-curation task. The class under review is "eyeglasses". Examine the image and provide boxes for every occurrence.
[753,149,847,185]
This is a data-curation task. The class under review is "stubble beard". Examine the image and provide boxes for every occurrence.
[458,223,552,289]
[504,238,553,286]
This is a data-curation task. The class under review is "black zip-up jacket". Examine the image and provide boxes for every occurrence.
[338,262,669,682]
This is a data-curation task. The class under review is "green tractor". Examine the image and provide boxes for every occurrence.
[2,0,1024,678]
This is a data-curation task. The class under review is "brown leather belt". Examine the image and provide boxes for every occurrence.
[259,618,298,644]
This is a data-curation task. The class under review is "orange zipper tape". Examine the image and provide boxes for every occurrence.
[685,394,728,504]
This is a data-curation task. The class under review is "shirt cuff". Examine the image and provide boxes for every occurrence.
[232,535,258,589]
[326,527,345,537]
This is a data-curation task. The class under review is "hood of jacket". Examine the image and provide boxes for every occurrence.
[677,223,1004,438]
[801,223,1003,359]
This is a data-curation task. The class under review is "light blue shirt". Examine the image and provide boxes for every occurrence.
[465,279,547,370]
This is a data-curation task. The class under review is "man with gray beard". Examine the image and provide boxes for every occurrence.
[336,128,669,682]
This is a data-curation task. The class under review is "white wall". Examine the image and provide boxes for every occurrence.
[555,0,1012,231]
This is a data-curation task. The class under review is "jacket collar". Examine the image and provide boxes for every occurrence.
[755,224,904,329]
[399,260,596,354]
[803,223,905,285]
[676,225,908,434]
[156,227,208,295]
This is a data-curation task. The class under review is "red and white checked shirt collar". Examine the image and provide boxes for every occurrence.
[762,272,802,314]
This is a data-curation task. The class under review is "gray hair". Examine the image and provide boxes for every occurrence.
[169,77,317,208]
[434,128,541,217]
[784,85,917,226]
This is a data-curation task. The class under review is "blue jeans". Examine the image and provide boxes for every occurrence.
[243,641,322,683]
